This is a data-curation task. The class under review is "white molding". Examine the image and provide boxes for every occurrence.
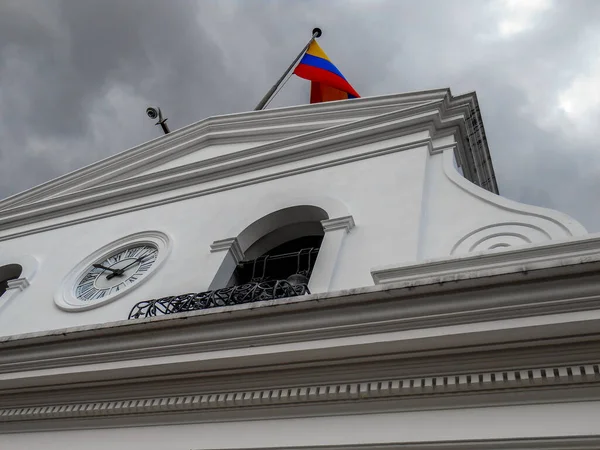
[222,195,350,239]
[450,221,552,254]
[372,232,600,285]
[1,362,598,424]
[192,438,600,450]
[1,111,438,214]
[0,136,432,243]
[442,148,586,237]
[0,92,488,240]
[0,254,38,282]
[0,89,454,211]
[0,134,433,244]
[321,215,356,233]
[310,215,355,292]
[430,142,458,154]
[6,278,29,291]
[209,237,244,264]
[4,236,600,382]
[53,230,172,312]
[0,255,37,315]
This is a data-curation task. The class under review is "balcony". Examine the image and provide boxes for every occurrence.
[128,247,318,319]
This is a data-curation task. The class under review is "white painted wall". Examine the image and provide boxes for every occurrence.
[1,402,599,449]
[0,90,593,449]
[0,127,585,337]
[0,142,426,336]
[418,148,585,259]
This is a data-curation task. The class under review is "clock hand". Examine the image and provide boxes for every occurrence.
[92,263,120,273]
[105,252,156,280]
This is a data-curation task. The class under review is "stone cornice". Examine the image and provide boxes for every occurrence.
[0,91,485,240]
[197,438,600,450]
[2,239,600,431]
[3,240,600,390]
[1,361,599,432]
[372,233,600,284]
[1,103,444,213]
[0,133,433,242]
[0,90,451,212]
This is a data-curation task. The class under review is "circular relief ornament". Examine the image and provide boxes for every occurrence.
[54,231,171,312]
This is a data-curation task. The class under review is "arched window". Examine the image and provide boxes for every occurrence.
[228,206,328,288]
[0,264,23,297]
[232,232,324,287]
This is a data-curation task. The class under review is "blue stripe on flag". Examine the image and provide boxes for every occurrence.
[299,53,347,81]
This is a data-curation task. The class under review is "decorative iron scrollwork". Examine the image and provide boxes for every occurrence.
[128,279,309,320]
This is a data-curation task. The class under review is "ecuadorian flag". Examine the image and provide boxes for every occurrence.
[293,41,360,104]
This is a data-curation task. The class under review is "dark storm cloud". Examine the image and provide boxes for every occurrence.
[0,0,249,136]
[1,0,599,231]
[0,0,251,198]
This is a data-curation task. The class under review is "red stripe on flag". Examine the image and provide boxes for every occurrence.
[294,64,359,98]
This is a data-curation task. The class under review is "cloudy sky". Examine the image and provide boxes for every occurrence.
[1,0,599,230]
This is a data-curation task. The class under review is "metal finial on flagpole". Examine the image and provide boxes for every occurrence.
[254,28,322,111]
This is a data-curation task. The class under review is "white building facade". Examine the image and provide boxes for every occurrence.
[0,89,599,449]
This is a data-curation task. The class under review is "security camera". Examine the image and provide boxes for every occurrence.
[146,107,160,120]
[145,106,170,134]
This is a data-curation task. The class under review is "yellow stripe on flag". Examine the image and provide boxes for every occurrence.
[305,41,331,62]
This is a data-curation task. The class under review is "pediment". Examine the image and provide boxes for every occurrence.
[0,90,454,213]
[0,88,485,233]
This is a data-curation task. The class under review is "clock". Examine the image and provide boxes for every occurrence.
[55,231,171,312]
[75,244,158,301]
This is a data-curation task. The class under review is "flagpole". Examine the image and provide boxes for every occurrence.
[254,28,322,111]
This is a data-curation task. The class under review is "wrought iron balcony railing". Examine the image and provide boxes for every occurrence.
[128,279,309,320]
[235,247,319,285]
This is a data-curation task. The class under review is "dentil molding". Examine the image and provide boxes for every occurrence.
[1,362,598,425]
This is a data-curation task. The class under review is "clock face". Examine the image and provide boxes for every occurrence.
[75,244,158,301]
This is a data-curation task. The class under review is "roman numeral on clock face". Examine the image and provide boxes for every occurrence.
[76,280,95,297]
[138,261,153,272]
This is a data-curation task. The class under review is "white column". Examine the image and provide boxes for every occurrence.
[207,238,244,290]
[308,215,355,294]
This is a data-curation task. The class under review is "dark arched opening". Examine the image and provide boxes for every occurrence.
[230,206,328,287]
[0,264,22,297]
[233,234,324,286]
